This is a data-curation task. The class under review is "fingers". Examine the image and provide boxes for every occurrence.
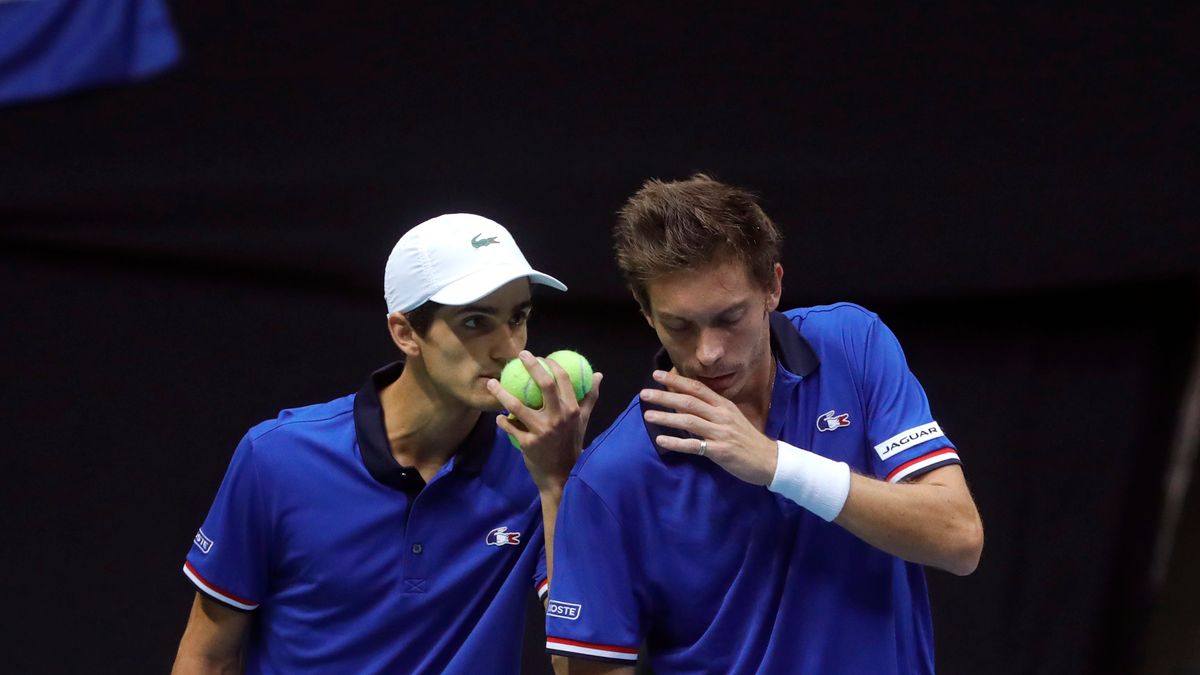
[496,414,533,449]
[655,434,707,456]
[487,378,527,416]
[578,372,604,418]
[494,351,591,440]
[491,350,567,426]
[540,355,574,410]
[642,408,715,438]
[638,387,715,420]
[652,370,722,405]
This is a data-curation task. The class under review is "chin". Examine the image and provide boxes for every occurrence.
[467,388,505,412]
[454,377,500,412]
[476,398,505,413]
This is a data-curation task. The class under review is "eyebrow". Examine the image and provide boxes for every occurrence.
[657,300,749,323]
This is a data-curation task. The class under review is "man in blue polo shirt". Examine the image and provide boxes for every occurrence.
[172,213,602,673]
[546,175,983,674]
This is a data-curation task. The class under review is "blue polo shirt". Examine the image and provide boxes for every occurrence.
[184,362,549,674]
[546,304,961,673]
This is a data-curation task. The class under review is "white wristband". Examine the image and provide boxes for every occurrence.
[768,441,851,522]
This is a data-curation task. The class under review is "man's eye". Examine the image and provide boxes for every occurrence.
[716,311,745,327]
[463,316,488,329]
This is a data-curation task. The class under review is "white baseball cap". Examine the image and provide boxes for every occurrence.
[384,213,567,314]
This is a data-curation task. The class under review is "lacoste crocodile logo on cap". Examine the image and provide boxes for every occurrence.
[471,233,499,248]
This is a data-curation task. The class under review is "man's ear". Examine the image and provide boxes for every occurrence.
[630,286,656,329]
[765,263,784,313]
[636,298,655,329]
[387,312,422,358]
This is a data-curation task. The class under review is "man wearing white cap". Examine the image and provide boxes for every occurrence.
[173,214,601,674]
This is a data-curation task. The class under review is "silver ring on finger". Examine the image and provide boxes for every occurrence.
[698,438,708,457]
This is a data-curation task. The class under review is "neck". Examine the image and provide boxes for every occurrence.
[735,348,777,431]
[379,363,480,472]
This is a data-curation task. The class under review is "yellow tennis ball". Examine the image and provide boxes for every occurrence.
[547,350,594,401]
[500,351,593,450]
[505,414,523,450]
[500,357,551,409]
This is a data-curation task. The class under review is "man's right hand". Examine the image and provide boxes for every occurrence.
[488,350,603,493]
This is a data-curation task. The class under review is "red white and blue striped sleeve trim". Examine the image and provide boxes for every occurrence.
[536,578,549,600]
[183,561,258,611]
[886,447,961,483]
[546,636,638,663]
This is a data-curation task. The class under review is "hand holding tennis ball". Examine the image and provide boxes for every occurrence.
[493,350,599,457]
[500,350,594,408]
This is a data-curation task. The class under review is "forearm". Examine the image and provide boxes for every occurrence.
[171,594,248,675]
[834,466,983,575]
[539,483,564,582]
[565,658,636,675]
[768,439,982,575]
[543,486,566,675]
[172,627,243,675]
[171,652,242,675]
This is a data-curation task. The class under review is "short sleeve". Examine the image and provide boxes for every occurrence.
[183,433,271,610]
[544,478,641,664]
[860,316,962,483]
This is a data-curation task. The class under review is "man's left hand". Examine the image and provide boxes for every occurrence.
[639,369,777,486]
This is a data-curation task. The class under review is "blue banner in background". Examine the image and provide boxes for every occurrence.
[0,0,181,107]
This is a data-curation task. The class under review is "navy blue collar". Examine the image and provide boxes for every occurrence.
[642,311,819,452]
[354,360,493,492]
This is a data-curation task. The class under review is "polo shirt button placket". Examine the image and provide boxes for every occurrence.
[404,541,428,593]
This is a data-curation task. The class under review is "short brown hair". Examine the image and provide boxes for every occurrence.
[403,301,445,337]
[613,173,782,310]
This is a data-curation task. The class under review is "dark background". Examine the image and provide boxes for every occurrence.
[2,3,1197,673]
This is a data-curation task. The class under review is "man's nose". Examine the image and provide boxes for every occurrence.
[695,327,724,367]
[495,323,525,362]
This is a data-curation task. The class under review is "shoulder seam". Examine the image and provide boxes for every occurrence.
[573,400,644,475]
[795,302,878,319]
[249,406,354,443]
[570,476,625,529]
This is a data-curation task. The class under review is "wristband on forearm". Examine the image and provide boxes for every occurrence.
[767,440,851,522]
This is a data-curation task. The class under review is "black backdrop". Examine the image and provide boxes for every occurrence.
[2,3,1197,674]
